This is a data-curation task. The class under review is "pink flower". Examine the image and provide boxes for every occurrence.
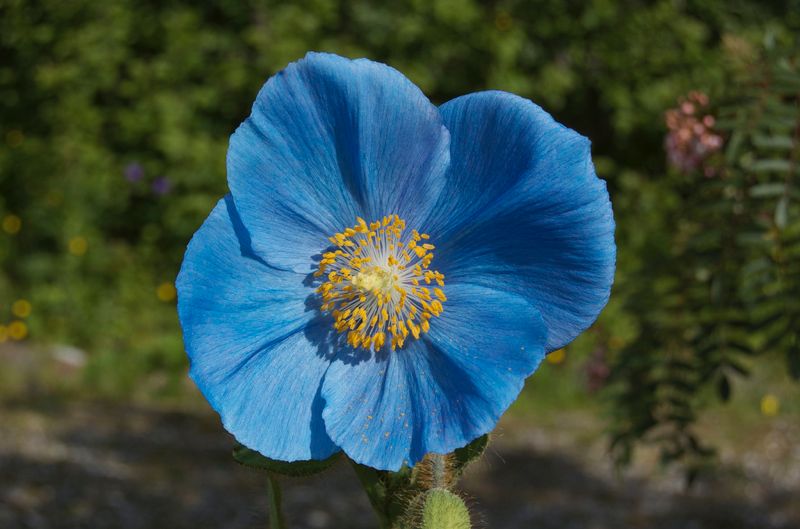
[664,92,723,175]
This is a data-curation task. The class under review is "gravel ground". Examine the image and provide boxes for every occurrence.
[1,396,798,529]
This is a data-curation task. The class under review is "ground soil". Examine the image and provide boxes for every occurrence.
[2,396,798,529]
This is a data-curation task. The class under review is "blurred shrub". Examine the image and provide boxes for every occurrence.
[0,0,798,440]
[608,41,800,479]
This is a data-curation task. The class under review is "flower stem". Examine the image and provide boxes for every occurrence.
[431,454,447,489]
[267,474,286,529]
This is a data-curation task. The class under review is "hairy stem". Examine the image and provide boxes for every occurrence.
[431,454,448,489]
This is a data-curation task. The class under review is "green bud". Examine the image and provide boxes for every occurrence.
[421,488,471,529]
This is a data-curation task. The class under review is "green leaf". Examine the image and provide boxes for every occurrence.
[723,358,750,377]
[749,183,787,198]
[232,443,340,476]
[736,231,771,246]
[772,74,800,94]
[789,343,800,380]
[726,340,757,356]
[451,435,489,476]
[752,135,795,150]
[725,130,745,162]
[752,159,793,174]
[750,309,786,331]
[666,360,696,373]
[717,374,731,402]
[775,195,789,229]
[762,324,791,353]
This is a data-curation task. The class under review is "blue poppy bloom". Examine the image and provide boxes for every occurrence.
[176,52,615,471]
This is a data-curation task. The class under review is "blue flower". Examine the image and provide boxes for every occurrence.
[176,53,615,471]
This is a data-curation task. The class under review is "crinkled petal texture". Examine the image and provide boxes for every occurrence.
[427,91,616,352]
[227,52,450,273]
[321,284,546,470]
[177,196,338,462]
[179,57,616,471]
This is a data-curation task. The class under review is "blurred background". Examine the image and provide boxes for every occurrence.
[1,1,799,528]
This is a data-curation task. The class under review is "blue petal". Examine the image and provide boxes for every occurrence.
[177,196,338,461]
[320,283,545,471]
[227,52,450,273]
[428,91,616,352]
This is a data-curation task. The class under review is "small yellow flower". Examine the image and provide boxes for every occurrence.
[11,299,32,318]
[2,214,21,235]
[68,236,88,256]
[760,394,779,417]
[0,325,7,343]
[547,348,566,365]
[156,282,177,302]
[8,320,28,341]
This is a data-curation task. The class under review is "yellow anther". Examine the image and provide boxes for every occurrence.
[408,320,420,339]
[315,215,445,352]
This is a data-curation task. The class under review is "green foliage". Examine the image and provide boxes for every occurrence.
[1,0,800,480]
[607,41,800,477]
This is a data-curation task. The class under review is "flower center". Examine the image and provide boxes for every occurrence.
[351,266,394,293]
[315,215,446,351]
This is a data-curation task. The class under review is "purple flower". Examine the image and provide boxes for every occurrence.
[124,162,144,183]
[152,176,172,196]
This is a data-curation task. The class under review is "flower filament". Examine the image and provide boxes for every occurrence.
[315,215,446,351]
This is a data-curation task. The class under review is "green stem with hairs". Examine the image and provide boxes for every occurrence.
[431,453,448,489]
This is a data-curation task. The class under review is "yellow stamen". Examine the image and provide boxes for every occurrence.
[314,215,446,352]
